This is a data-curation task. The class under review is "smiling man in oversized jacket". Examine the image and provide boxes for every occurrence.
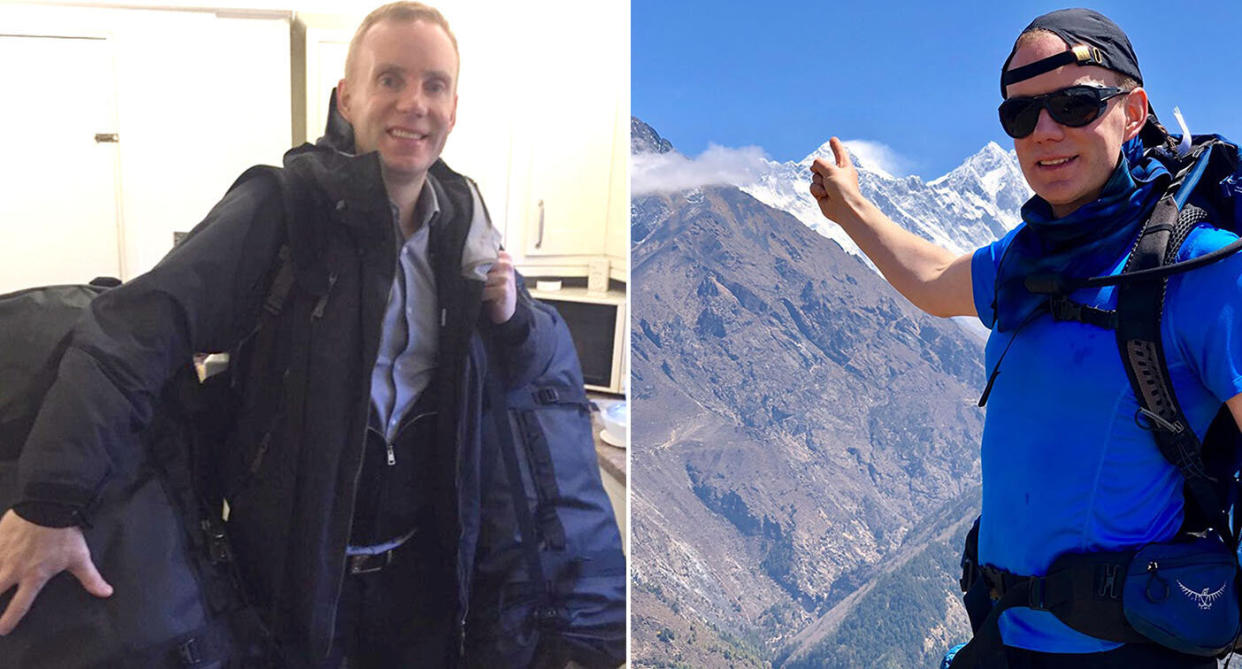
[0,2,556,666]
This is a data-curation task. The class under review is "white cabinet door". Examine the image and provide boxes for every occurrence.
[0,34,122,293]
[514,112,614,258]
[511,1,627,261]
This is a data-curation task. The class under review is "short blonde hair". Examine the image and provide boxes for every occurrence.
[344,2,459,82]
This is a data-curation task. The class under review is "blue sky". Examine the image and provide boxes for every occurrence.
[633,0,1242,180]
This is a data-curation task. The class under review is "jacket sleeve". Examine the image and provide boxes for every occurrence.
[16,176,286,514]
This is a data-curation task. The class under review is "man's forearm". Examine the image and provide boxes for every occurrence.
[834,194,969,318]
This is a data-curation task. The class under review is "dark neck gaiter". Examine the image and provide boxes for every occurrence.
[992,137,1170,331]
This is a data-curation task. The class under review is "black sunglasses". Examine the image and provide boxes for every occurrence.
[998,85,1127,139]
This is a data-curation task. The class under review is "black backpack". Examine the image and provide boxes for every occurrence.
[0,169,292,668]
[952,135,1242,668]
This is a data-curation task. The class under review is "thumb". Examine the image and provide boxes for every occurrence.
[68,553,113,598]
[829,136,851,169]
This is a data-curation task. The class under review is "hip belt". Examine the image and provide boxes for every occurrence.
[952,531,1241,668]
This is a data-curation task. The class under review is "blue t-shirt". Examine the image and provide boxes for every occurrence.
[971,223,1242,653]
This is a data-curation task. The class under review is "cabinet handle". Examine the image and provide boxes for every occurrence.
[535,199,545,249]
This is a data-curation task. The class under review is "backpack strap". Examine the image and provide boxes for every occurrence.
[239,244,296,474]
[948,553,1153,669]
[1047,296,1118,329]
[500,381,589,551]
[512,409,568,551]
[167,166,295,662]
[1115,195,1234,550]
[218,167,301,497]
[484,371,563,633]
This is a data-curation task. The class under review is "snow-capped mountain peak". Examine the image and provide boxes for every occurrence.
[740,138,1031,261]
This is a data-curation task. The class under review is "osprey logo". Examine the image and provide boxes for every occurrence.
[1176,580,1228,610]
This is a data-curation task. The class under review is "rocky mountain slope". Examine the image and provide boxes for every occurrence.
[629,118,1035,667]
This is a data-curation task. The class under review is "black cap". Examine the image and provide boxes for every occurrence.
[1000,8,1167,147]
[1000,8,1143,97]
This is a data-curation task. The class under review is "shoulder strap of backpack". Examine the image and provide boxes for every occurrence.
[1115,192,1234,549]
[198,162,296,574]
[226,165,299,478]
[1114,140,1242,550]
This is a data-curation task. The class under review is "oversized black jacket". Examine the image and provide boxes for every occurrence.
[17,122,557,663]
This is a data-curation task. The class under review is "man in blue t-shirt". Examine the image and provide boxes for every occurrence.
[809,8,1241,669]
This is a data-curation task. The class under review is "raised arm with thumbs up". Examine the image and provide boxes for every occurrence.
[808,136,977,319]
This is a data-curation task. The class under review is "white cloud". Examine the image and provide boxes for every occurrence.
[839,139,915,179]
[631,144,769,196]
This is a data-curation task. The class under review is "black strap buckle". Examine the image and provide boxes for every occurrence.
[960,557,976,592]
[980,565,1005,600]
[536,388,560,405]
[1097,563,1122,600]
[178,638,202,666]
[201,519,233,564]
[1049,297,1081,322]
[348,550,395,575]
[1027,576,1047,610]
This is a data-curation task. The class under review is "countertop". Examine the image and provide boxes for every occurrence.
[590,395,627,486]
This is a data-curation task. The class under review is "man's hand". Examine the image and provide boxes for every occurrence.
[808,137,864,226]
[0,509,112,635]
[806,136,975,318]
[483,250,518,324]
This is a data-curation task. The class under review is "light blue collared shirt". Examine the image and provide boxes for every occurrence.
[370,177,440,443]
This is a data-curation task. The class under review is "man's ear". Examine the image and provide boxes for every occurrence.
[1122,86,1149,142]
[337,77,353,123]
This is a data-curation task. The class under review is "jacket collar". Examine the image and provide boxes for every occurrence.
[284,88,472,234]
[279,90,482,293]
